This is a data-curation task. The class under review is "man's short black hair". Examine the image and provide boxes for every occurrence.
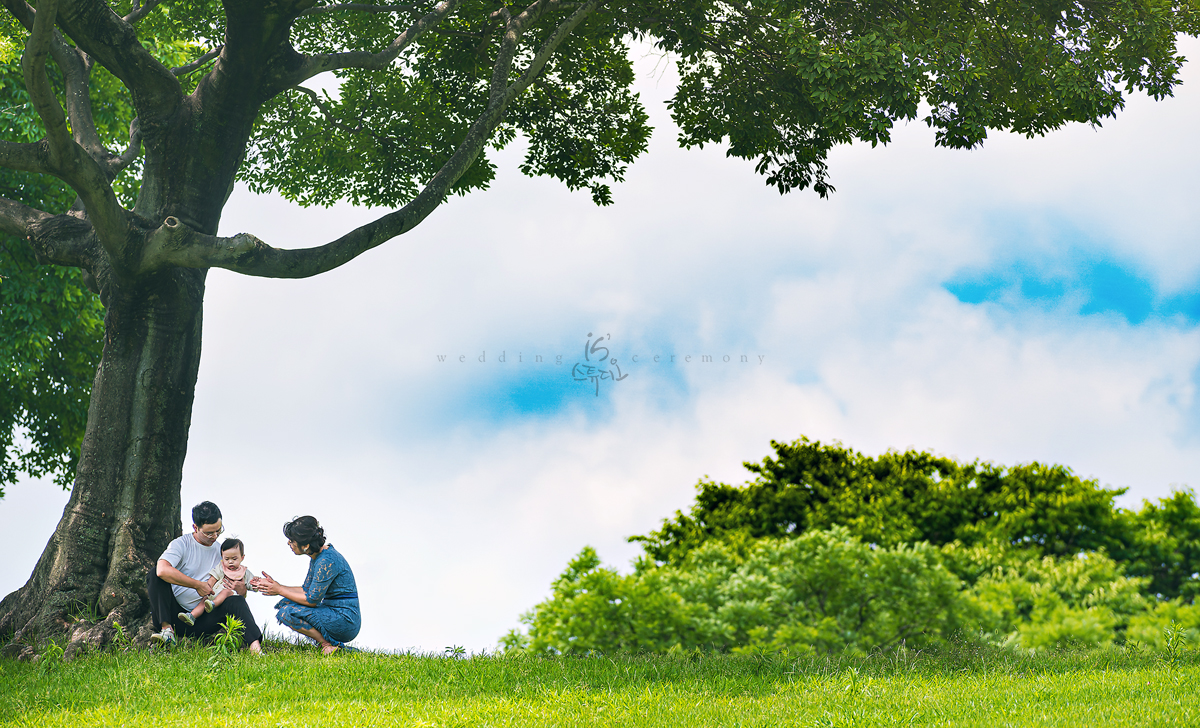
[221,538,244,555]
[191,501,222,527]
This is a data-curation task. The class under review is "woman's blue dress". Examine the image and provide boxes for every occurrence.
[275,544,361,647]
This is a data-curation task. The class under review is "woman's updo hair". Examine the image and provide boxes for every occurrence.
[283,515,326,554]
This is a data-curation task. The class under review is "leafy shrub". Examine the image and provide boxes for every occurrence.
[957,547,1150,649]
[1113,490,1200,601]
[500,547,696,654]
[508,530,1190,654]
[505,527,962,655]
[508,438,1200,654]
[1126,602,1200,649]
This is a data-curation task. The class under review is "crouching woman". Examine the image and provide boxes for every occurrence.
[254,515,360,654]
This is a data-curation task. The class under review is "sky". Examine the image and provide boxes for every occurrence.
[4,38,1200,653]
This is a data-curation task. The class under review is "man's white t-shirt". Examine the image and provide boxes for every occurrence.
[159,533,221,610]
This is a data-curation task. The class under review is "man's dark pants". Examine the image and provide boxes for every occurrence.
[146,570,263,646]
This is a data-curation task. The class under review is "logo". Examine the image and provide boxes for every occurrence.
[571,333,629,397]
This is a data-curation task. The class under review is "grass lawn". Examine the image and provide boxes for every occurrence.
[2,642,1198,727]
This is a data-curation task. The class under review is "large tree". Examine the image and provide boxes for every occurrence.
[0,0,1193,651]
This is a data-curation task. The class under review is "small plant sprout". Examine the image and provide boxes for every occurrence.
[207,615,246,670]
[1162,622,1187,662]
[38,640,65,677]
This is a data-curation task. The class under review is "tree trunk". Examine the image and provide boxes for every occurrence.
[0,265,206,655]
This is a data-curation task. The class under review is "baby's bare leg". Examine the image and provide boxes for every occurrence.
[190,578,217,618]
[211,588,231,607]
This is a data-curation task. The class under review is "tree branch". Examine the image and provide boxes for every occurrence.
[1,0,34,29]
[288,0,463,84]
[504,0,601,102]
[1,0,108,162]
[143,0,602,279]
[107,117,142,174]
[122,0,163,23]
[301,3,420,16]
[18,0,129,266]
[0,197,96,268]
[51,0,182,118]
[22,0,72,157]
[0,140,53,175]
[0,196,50,238]
[170,46,223,77]
[54,44,109,162]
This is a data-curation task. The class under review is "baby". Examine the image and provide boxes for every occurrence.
[179,537,259,626]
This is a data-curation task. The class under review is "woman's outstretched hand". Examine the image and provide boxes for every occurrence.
[254,571,281,596]
[252,571,311,605]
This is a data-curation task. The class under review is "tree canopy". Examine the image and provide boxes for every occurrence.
[1,0,1194,281]
[631,438,1128,559]
[631,437,1200,600]
[645,0,1194,195]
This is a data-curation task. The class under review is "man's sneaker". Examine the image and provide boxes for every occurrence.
[203,598,214,613]
[150,629,176,646]
[177,611,195,626]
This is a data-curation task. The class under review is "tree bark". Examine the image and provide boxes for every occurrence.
[0,265,206,655]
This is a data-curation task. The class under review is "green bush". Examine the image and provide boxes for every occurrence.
[507,530,1196,655]
[505,527,962,655]
[1113,490,1200,601]
[1126,601,1200,649]
[500,547,693,654]
[955,546,1151,649]
[507,438,1200,654]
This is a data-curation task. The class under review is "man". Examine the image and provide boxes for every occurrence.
[146,501,263,653]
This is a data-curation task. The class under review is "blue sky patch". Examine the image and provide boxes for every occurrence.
[431,359,618,427]
[498,366,591,417]
[1076,262,1156,322]
[395,336,697,435]
[945,237,1194,326]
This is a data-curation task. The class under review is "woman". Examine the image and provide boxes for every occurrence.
[254,515,361,654]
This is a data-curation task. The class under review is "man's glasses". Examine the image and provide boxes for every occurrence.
[197,526,224,540]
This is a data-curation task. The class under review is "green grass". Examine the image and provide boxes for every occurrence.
[2,642,1199,727]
